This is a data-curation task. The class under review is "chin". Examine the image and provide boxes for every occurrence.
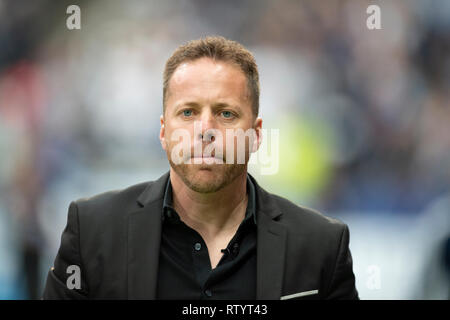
[186,177,224,193]
[169,159,246,194]
[186,167,225,193]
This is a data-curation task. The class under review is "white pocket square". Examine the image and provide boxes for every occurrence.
[280,289,319,300]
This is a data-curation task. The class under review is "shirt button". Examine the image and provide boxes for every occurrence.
[194,242,202,251]
[204,289,212,297]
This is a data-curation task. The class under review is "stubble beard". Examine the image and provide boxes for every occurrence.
[168,157,247,193]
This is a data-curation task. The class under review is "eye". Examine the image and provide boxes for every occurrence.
[221,111,233,118]
[183,109,193,117]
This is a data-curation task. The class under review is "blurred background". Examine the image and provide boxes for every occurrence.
[0,0,448,299]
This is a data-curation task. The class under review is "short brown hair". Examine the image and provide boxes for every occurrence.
[163,36,260,117]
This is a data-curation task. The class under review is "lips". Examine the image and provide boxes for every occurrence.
[191,151,222,159]
[191,155,224,163]
[192,155,219,159]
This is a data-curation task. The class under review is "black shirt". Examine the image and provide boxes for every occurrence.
[155,175,257,300]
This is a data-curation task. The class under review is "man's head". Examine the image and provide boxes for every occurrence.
[160,36,262,193]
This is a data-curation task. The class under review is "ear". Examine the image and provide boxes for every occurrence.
[251,117,263,153]
[159,115,167,151]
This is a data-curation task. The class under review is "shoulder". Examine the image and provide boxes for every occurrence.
[72,180,152,221]
[275,193,344,226]
[251,174,347,236]
[267,192,348,239]
[264,192,352,271]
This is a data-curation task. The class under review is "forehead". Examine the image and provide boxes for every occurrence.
[168,58,249,100]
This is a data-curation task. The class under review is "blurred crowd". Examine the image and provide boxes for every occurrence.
[0,0,448,299]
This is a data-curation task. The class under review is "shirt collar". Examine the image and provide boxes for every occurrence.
[162,173,257,225]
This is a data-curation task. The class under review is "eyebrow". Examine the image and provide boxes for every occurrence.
[174,101,243,114]
[173,102,200,114]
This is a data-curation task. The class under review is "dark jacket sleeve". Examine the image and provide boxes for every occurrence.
[42,201,89,299]
[324,224,359,300]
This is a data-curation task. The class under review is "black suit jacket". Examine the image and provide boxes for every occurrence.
[43,172,358,300]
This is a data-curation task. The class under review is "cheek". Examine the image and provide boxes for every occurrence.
[223,127,254,152]
[164,125,194,151]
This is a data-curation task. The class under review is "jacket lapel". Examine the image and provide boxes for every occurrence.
[251,175,287,300]
[127,172,169,299]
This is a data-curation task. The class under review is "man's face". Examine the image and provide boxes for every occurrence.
[160,57,262,193]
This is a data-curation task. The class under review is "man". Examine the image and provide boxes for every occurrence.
[43,36,358,300]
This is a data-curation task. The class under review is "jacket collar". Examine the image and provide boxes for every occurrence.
[248,174,287,299]
[127,172,169,299]
[136,171,170,207]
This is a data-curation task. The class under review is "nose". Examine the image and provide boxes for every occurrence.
[202,131,215,142]
[197,109,216,142]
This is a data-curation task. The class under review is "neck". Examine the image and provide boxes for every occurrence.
[170,168,248,236]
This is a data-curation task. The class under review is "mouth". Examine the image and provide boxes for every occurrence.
[191,156,224,163]
[192,156,220,159]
